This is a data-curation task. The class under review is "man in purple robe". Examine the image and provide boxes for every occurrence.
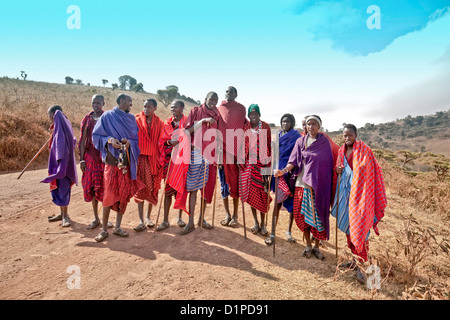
[42,105,78,227]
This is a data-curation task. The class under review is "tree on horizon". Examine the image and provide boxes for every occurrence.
[65,76,74,84]
[157,86,179,108]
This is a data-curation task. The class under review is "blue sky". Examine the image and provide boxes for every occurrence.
[1,0,449,131]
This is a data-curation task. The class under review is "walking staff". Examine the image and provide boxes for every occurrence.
[17,136,51,180]
[269,128,280,257]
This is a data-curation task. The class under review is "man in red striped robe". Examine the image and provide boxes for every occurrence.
[333,124,386,283]
[79,95,107,230]
[156,100,189,231]
[217,86,248,228]
[133,98,164,232]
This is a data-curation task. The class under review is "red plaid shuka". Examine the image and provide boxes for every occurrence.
[336,140,387,254]
[158,115,190,213]
[82,152,104,202]
[239,121,272,213]
[134,155,163,205]
[79,112,104,202]
[134,113,164,204]
[217,100,248,198]
[103,164,145,214]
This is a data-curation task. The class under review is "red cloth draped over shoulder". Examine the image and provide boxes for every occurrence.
[337,140,387,254]
[158,115,190,213]
[217,100,248,164]
[79,111,104,163]
[185,104,221,164]
[135,112,163,174]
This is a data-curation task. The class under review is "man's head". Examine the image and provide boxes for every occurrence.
[116,94,133,113]
[48,105,62,122]
[170,100,185,119]
[248,104,261,126]
[143,98,157,117]
[343,124,357,147]
[91,94,105,114]
[205,92,218,109]
[225,86,237,102]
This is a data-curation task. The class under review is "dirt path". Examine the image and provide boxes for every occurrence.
[0,168,395,300]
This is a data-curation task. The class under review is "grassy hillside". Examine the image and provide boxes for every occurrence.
[328,111,450,157]
[0,78,196,172]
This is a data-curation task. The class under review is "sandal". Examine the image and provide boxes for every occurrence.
[312,247,325,260]
[251,225,260,235]
[228,217,238,228]
[259,227,269,236]
[179,224,195,235]
[144,219,155,228]
[355,267,367,284]
[62,217,71,228]
[198,220,213,229]
[177,218,186,228]
[112,228,129,237]
[302,247,313,258]
[106,221,114,228]
[133,223,146,232]
[340,260,357,269]
[94,231,109,242]
[48,214,62,222]
[87,220,100,230]
[264,234,274,246]
[286,232,296,243]
[220,216,231,226]
[156,221,170,231]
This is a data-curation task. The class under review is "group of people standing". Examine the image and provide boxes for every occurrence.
[41,86,387,284]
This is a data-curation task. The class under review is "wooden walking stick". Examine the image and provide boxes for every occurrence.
[335,173,342,259]
[200,159,208,229]
[241,194,247,239]
[271,177,279,257]
[265,160,274,227]
[239,168,247,239]
[17,136,51,180]
[265,127,276,226]
[269,128,280,257]
[211,165,218,227]
[155,150,174,227]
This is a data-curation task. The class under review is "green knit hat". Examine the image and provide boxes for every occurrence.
[247,104,261,117]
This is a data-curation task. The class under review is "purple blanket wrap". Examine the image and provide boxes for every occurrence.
[41,110,78,205]
[288,133,333,238]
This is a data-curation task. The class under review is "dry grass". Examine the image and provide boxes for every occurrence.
[0,78,196,172]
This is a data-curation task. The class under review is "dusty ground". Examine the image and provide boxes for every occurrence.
[0,167,432,301]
